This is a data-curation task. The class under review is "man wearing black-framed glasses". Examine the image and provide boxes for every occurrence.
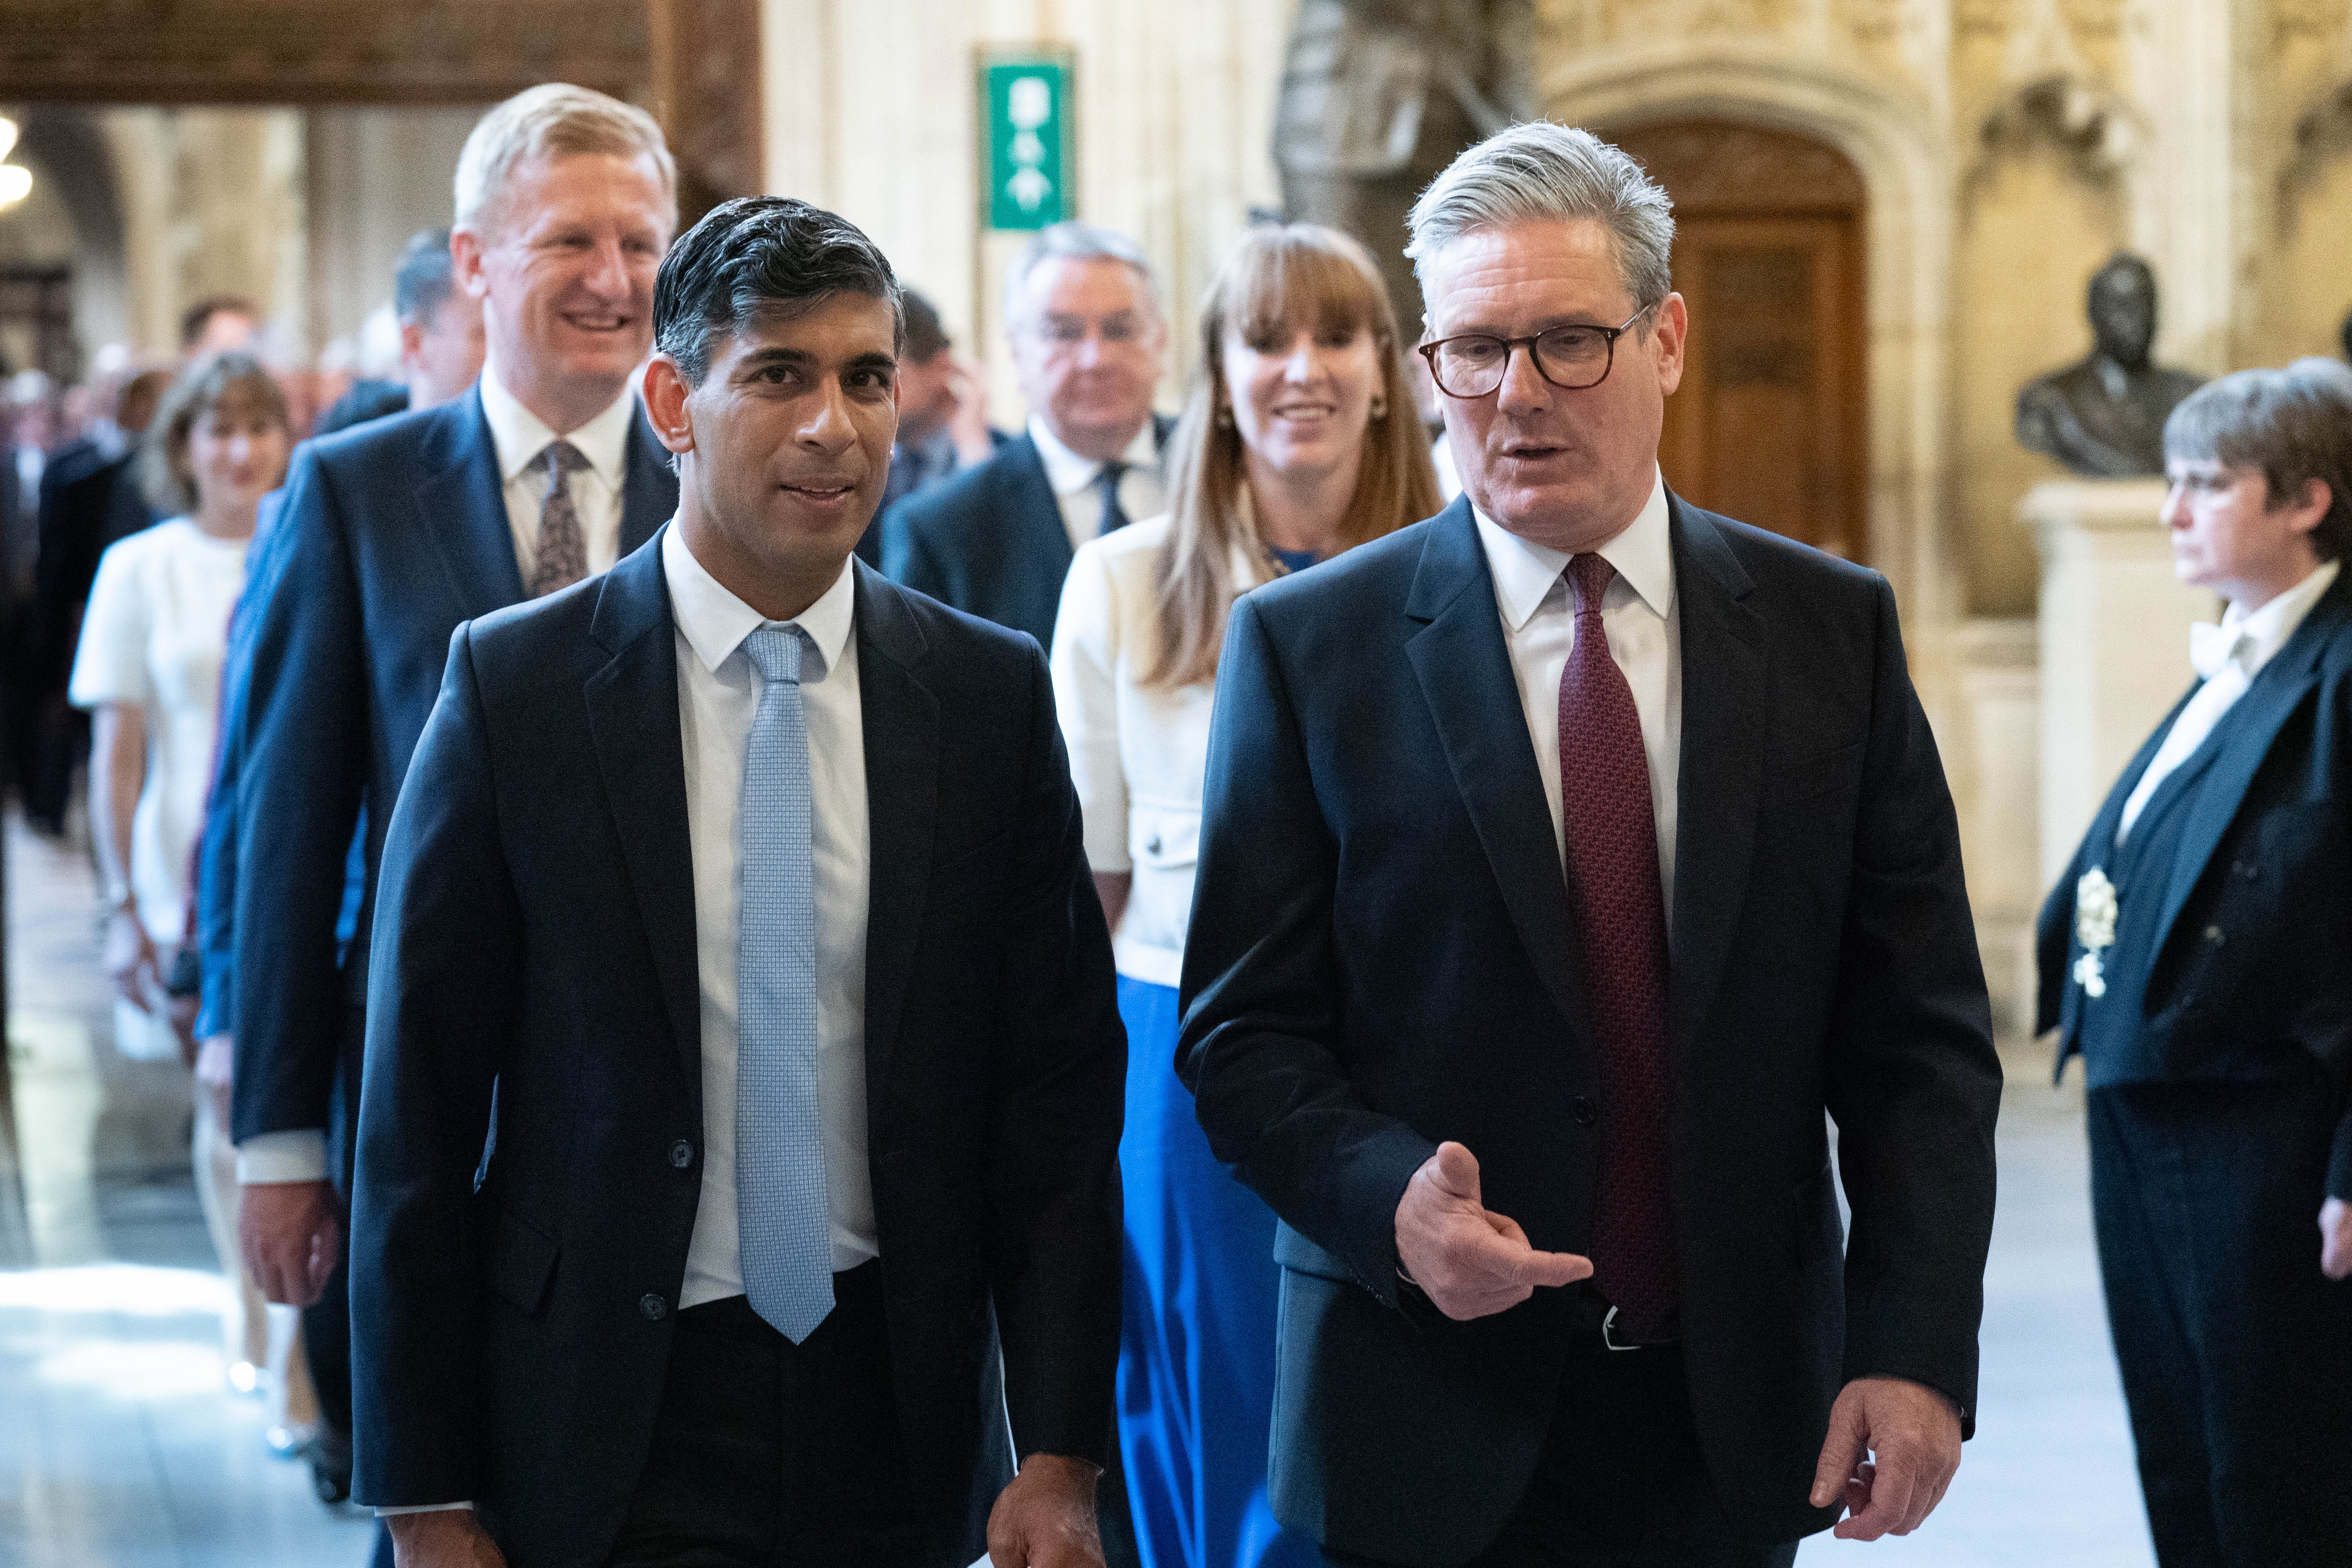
[1179,119,1998,1568]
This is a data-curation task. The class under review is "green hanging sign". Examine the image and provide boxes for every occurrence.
[981,50,1074,231]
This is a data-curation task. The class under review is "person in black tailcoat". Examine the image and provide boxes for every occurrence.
[2038,358,2352,1568]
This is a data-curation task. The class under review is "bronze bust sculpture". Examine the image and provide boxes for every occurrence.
[2016,254,2205,478]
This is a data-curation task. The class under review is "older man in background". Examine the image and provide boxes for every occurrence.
[222,82,680,1515]
[881,222,1169,651]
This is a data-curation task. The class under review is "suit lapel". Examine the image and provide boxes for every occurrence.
[1666,501,1767,1056]
[1403,501,1588,1036]
[419,390,528,613]
[1005,436,1075,579]
[2052,691,2189,1042]
[619,407,677,554]
[2145,579,2350,965]
[851,565,939,1114]
[583,535,702,1089]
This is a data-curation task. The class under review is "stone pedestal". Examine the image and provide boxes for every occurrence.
[2025,478,2217,892]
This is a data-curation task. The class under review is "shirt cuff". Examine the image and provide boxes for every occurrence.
[235,1130,328,1184]
[375,1503,476,1516]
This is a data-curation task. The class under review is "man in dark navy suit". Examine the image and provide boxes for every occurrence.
[353,194,1124,1568]
[881,223,1171,651]
[223,85,682,1510]
[1179,122,2001,1567]
[2038,361,2352,1568]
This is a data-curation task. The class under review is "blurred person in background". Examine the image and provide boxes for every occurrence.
[861,285,1006,557]
[220,83,679,1525]
[24,367,170,835]
[1051,222,1439,1568]
[3,371,57,807]
[314,227,488,437]
[2038,359,2352,1568]
[63,350,318,1450]
[883,222,1172,651]
[181,295,260,360]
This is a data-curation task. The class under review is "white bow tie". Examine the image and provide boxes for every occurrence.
[2189,621,2249,681]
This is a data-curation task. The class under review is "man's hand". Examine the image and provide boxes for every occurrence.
[240,1179,341,1307]
[387,1510,506,1568]
[2322,1197,2352,1280]
[986,1452,1103,1568]
[103,907,162,1013]
[1395,1142,1591,1321]
[1810,1376,1963,1541]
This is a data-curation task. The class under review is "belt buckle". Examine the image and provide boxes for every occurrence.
[1601,1304,1642,1352]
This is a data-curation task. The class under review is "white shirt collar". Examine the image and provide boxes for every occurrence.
[661,522,858,683]
[477,358,639,486]
[2193,559,2342,680]
[1027,414,1159,497]
[1472,469,1674,633]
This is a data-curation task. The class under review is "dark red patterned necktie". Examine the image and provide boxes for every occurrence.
[1557,553,1678,1333]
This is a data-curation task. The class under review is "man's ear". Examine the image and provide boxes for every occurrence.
[642,357,695,457]
[449,227,490,303]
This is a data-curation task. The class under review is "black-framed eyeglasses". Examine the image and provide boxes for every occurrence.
[1417,304,1654,399]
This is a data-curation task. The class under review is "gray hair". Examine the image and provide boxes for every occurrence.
[454,83,677,237]
[1002,221,1162,332]
[1405,121,1675,322]
[2165,357,2352,563]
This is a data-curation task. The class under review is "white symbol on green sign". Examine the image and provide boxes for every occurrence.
[985,57,1069,230]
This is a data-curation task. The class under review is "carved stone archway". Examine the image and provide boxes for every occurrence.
[1542,51,1958,647]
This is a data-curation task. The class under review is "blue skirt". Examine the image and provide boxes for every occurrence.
[1115,975,1318,1568]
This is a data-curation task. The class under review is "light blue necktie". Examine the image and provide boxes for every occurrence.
[736,623,833,1343]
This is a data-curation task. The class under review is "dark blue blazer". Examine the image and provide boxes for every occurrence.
[223,388,674,1155]
[878,417,1171,650]
[2038,570,2352,1190]
[1177,496,2002,1563]
[349,537,1125,1565]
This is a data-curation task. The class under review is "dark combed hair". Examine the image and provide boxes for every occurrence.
[653,196,903,386]
[178,295,260,352]
[393,228,458,325]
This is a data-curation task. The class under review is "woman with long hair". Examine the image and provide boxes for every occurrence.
[1052,223,1442,1568]
[68,350,316,1449]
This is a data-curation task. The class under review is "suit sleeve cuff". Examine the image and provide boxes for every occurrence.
[236,1130,328,1184]
[375,1502,476,1516]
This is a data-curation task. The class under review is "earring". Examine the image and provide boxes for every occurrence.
[1215,404,1235,430]
[1370,393,1388,421]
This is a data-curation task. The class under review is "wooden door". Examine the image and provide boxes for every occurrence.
[1613,123,1867,559]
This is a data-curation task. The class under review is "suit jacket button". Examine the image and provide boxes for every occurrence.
[639,1293,668,1321]
[2234,861,2259,881]
[1146,834,1162,855]
[669,1139,695,1170]
[1570,1096,1597,1126]
[2203,925,2226,945]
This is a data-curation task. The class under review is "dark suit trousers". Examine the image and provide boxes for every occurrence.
[1322,1335,1798,1568]
[2089,1078,2352,1568]
[605,1263,958,1568]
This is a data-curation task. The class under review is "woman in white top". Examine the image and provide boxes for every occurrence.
[1052,225,1441,1568]
[69,351,314,1436]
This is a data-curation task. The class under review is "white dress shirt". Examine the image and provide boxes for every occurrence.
[1029,415,1165,554]
[2117,558,2341,842]
[1475,470,1682,934]
[478,360,636,583]
[236,367,640,1185]
[664,525,879,1301]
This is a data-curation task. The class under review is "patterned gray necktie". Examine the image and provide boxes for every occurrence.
[529,440,590,598]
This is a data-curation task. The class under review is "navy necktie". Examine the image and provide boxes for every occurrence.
[1094,459,1130,536]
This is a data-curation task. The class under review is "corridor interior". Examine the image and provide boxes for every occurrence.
[0,803,2154,1566]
